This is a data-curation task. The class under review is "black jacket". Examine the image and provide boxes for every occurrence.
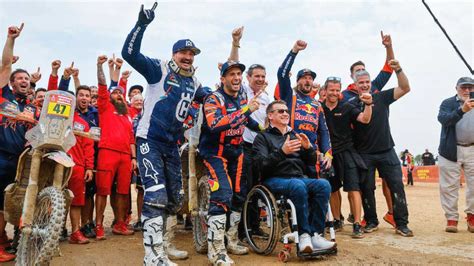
[252,126,317,180]
[437,95,465,162]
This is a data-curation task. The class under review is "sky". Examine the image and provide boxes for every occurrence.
[0,0,472,157]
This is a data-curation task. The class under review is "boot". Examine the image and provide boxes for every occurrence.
[208,214,234,266]
[164,215,188,260]
[226,211,248,255]
[142,215,177,266]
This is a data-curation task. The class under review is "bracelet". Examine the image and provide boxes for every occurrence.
[232,42,240,48]
[364,102,373,106]
[395,68,403,74]
[131,157,137,160]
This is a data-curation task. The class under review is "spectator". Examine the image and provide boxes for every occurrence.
[33,87,46,108]
[437,76,474,233]
[422,149,435,166]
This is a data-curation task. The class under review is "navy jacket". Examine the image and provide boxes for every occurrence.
[437,95,465,162]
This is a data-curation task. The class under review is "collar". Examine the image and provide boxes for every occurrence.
[345,83,358,93]
[168,59,195,77]
[267,124,293,135]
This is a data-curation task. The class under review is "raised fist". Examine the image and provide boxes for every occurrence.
[388,59,401,72]
[292,40,307,53]
[7,23,24,39]
[63,62,75,79]
[97,55,108,65]
[121,70,132,80]
[72,68,79,78]
[138,2,157,25]
[381,31,392,48]
[51,60,61,70]
[232,26,244,43]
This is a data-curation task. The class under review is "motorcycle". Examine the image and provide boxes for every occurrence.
[1,90,100,265]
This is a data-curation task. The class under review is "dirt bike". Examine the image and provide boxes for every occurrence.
[183,108,209,254]
[1,90,100,265]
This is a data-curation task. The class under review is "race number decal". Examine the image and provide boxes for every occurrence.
[47,94,72,118]
[176,91,192,122]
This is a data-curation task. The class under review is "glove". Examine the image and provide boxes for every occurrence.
[138,3,157,25]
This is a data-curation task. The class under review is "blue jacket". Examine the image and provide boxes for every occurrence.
[438,95,465,162]
[122,21,208,144]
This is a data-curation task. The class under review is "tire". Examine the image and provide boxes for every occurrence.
[192,176,209,254]
[16,186,66,266]
[243,185,280,255]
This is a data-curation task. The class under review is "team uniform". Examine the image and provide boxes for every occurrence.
[199,86,260,215]
[96,84,135,196]
[68,113,95,206]
[0,85,38,210]
[351,88,409,229]
[341,62,393,103]
[322,101,367,193]
[276,51,332,177]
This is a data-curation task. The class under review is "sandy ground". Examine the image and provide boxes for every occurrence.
[4,182,473,265]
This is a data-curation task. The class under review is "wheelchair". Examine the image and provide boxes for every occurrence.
[242,184,337,262]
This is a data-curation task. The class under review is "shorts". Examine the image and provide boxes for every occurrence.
[68,165,86,206]
[333,149,367,192]
[0,153,18,211]
[96,149,132,196]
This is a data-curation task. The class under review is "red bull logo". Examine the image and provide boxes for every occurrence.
[296,103,317,114]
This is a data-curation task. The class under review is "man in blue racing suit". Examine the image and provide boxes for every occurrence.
[122,3,208,265]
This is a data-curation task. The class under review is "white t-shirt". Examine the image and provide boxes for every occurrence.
[243,83,272,143]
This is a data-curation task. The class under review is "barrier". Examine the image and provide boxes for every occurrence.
[401,165,465,183]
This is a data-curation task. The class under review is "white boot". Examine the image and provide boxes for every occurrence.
[142,215,177,266]
[311,233,336,251]
[164,215,188,260]
[226,211,249,255]
[208,214,234,266]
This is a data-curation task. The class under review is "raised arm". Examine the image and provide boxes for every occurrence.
[276,40,306,103]
[371,31,395,93]
[391,60,410,100]
[47,60,61,90]
[437,98,467,127]
[121,3,162,84]
[97,55,109,113]
[72,68,81,89]
[58,62,74,91]
[1,23,23,89]
[30,67,42,88]
[228,26,243,62]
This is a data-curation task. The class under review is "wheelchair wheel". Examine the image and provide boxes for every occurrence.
[192,176,209,254]
[243,185,280,255]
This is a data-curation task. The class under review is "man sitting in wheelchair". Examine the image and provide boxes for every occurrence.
[252,100,336,253]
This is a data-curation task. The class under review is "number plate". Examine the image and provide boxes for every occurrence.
[47,94,73,117]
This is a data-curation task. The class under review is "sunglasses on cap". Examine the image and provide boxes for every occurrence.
[326,76,341,82]
[248,64,266,71]
[271,108,289,114]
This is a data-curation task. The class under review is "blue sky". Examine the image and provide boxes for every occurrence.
[0,0,472,157]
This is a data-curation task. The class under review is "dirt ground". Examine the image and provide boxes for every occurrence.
[4,182,473,265]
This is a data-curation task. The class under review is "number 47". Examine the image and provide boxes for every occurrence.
[53,103,66,114]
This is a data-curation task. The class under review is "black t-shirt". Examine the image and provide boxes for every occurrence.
[352,89,397,154]
[323,101,361,154]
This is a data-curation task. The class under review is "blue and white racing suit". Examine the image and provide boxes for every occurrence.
[122,21,208,220]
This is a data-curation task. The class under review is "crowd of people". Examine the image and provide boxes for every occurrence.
[0,3,473,266]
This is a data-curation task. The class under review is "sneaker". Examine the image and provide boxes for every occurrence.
[396,226,414,237]
[298,233,313,253]
[361,218,367,227]
[0,232,11,249]
[311,234,336,251]
[133,221,143,232]
[69,230,90,244]
[333,219,343,231]
[363,223,378,233]
[125,214,132,225]
[352,223,364,239]
[383,212,396,228]
[81,223,97,238]
[445,220,458,233]
[95,224,106,240]
[347,213,355,224]
[112,221,134,236]
[0,249,15,262]
[467,214,474,233]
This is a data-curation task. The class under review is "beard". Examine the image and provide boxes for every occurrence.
[112,99,128,115]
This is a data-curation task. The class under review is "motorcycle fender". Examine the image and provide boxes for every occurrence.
[43,151,75,168]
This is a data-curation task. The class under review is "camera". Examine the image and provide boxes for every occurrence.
[470,91,474,100]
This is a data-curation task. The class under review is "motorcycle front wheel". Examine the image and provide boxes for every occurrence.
[16,186,65,266]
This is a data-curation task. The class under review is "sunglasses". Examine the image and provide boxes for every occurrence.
[248,64,266,71]
[326,76,341,82]
[271,109,289,114]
